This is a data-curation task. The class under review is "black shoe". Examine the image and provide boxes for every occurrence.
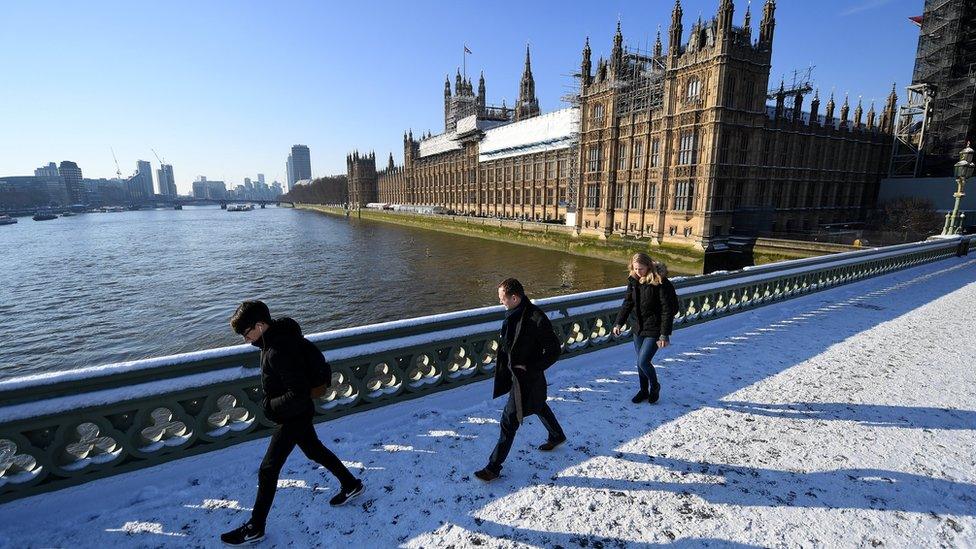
[631,390,649,403]
[538,435,567,451]
[329,479,365,506]
[221,521,265,546]
[648,383,661,404]
[474,467,500,482]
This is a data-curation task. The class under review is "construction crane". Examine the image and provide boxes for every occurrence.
[151,148,166,166]
[110,148,123,181]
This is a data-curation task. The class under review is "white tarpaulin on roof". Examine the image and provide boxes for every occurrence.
[418,131,462,158]
[455,114,509,136]
[478,108,579,162]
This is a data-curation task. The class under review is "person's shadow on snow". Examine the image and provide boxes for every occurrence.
[555,453,976,517]
[716,401,976,431]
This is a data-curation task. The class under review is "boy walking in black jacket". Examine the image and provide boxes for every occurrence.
[475,279,566,482]
[221,301,364,546]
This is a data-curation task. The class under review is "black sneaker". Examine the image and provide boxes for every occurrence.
[631,390,649,403]
[329,479,365,506]
[474,467,500,482]
[538,435,567,451]
[648,383,661,404]
[220,521,265,546]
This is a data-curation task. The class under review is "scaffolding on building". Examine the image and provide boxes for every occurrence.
[559,80,581,215]
[889,83,935,177]
[614,44,666,118]
[556,41,666,215]
[766,66,815,118]
[900,0,976,174]
[560,73,584,215]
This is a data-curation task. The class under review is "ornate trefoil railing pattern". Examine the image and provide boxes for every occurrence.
[0,236,970,502]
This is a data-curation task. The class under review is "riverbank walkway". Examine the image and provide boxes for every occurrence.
[1,256,974,547]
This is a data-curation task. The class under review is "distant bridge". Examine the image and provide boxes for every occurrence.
[167,197,282,208]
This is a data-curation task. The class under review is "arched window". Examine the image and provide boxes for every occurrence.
[591,103,605,126]
[686,77,701,101]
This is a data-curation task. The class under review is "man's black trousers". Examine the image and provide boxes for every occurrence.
[487,392,564,474]
[251,414,357,527]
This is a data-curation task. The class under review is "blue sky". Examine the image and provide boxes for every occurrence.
[0,0,921,193]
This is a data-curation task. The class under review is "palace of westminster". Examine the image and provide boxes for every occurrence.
[347,0,896,250]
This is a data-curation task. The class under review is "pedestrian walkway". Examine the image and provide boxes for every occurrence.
[2,257,975,548]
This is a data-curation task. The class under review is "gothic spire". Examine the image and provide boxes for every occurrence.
[810,89,821,125]
[774,79,785,120]
[793,88,804,122]
[611,20,624,73]
[886,82,898,108]
[516,44,540,121]
[718,0,734,34]
[759,0,775,47]
[839,93,850,127]
[581,36,592,87]
[669,0,684,55]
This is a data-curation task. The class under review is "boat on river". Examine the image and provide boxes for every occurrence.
[0,215,17,225]
[33,212,57,221]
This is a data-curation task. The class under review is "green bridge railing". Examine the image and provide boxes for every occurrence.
[0,236,971,503]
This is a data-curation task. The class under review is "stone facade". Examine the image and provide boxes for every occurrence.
[350,0,895,249]
[347,151,377,206]
[575,1,894,249]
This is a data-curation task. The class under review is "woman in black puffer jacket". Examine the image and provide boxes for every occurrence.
[612,253,675,404]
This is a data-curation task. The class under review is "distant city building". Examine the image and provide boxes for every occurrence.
[0,175,68,208]
[137,160,154,197]
[83,178,128,205]
[58,160,85,204]
[0,162,72,209]
[288,145,311,189]
[257,174,266,185]
[34,162,59,178]
[126,160,154,201]
[156,164,177,196]
[228,176,279,201]
[192,177,226,200]
[286,155,294,192]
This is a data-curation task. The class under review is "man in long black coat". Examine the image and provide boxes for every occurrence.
[475,278,566,482]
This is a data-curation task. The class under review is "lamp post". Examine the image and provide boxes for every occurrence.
[943,142,974,235]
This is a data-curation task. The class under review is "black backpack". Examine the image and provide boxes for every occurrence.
[301,339,333,397]
[663,279,679,318]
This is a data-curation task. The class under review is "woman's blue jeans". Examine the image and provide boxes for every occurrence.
[632,334,660,389]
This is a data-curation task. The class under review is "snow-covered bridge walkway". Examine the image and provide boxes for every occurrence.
[2,257,975,548]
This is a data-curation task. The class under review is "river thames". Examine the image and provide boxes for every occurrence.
[0,206,628,380]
